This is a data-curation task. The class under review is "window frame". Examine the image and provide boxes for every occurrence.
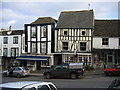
[102,38,109,45]
[3,37,8,44]
[80,42,86,51]
[11,48,19,57]
[3,48,8,56]
[62,42,68,51]
[31,26,36,37]
[41,26,47,37]
[13,36,18,44]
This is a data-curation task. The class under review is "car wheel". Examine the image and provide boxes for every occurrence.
[3,73,7,77]
[17,74,21,78]
[108,72,113,76]
[71,73,77,79]
[45,73,52,79]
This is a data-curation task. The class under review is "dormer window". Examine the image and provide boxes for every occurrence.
[102,38,109,45]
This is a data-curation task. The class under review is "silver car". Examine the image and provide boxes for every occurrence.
[0,81,57,90]
[3,67,30,78]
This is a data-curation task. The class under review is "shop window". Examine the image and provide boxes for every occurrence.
[102,38,109,45]
[80,42,86,51]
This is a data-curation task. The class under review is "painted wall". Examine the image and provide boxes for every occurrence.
[93,37,120,49]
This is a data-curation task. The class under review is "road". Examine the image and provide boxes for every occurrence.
[1,71,119,89]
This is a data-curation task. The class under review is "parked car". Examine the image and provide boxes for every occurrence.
[43,63,84,79]
[104,64,120,76]
[0,81,57,90]
[3,67,30,78]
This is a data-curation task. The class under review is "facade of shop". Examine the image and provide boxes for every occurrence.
[93,20,120,68]
[54,10,94,66]
[17,17,57,70]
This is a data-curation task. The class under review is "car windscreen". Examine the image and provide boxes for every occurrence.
[0,87,21,90]
[22,67,29,70]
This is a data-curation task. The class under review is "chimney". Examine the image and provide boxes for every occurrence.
[8,26,12,31]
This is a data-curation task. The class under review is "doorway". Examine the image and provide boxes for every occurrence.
[107,55,114,68]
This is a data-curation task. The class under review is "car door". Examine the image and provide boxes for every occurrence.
[115,65,120,75]
[52,65,63,77]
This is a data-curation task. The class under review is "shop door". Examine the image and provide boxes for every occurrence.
[36,61,41,70]
[107,55,114,68]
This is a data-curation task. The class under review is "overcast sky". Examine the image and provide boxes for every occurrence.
[0,0,120,30]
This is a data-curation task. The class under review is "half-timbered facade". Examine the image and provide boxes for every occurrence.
[54,10,94,65]
[93,20,120,68]
[17,17,57,70]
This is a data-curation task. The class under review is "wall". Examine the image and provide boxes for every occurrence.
[93,37,119,49]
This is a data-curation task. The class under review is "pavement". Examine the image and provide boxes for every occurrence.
[30,69,104,76]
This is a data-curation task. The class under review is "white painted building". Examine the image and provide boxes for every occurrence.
[93,20,120,68]
[54,10,94,66]
[0,29,24,68]
[17,17,57,70]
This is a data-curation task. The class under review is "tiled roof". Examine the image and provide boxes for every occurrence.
[94,20,120,37]
[56,9,94,29]
[31,17,57,24]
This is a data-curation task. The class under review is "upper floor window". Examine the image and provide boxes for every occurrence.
[63,42,68,50]
[102,38,109,45]
[41,26,47,37]
[82,31,86,36]
[3,48,7,56]
[3,37,8,44]
[13,36,18,44]
[119,38,120,46]
[31,42,36,53]
[31,27,36,37]
[80,42,86,51]
[11,48,19,57]
[41,42,46,54]
[64,31,68,36]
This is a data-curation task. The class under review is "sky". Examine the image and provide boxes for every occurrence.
[0,0,120,30]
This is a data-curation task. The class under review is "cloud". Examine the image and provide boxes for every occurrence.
[7,20,16,26]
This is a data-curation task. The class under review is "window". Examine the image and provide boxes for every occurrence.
[102,38,109,45]
[80,42,86,51]
[31,42,36,53]
[62,42,68,50]
[31,27,36,37]
[41,26,47,37]
[13,36,18,44]
[41,42,46,54]
[28,87,36,90]
[38,85,50,90]
[82,31,86,36]
[3,37,8,44]
[64,31,68,36]
[11,48,19,57]
[119,38,120,46]
[49,84,57,90]
[3,48,7,56]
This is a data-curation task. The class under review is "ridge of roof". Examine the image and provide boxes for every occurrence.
[61,9,93,13]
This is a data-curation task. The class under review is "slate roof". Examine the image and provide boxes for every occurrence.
[94,20,120,37]
[31,17,57,24]
[56,9,94,29]
[0,30,24,35]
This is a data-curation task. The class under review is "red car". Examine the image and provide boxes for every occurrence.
[104,65,120,76]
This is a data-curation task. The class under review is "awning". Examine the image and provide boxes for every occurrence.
[16,55,50,61]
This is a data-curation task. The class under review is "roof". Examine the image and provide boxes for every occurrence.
[0,30,24,35]
[0,81,52,89]
[94,20,120,37]
[31,17,57,24]
[56,9,94,29]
